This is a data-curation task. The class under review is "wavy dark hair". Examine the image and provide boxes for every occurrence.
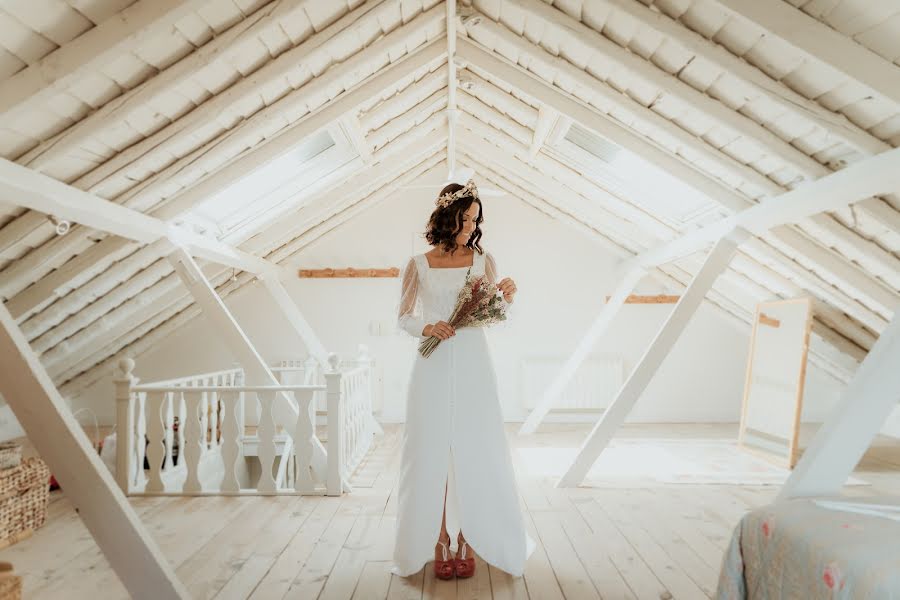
[425,183,484,255]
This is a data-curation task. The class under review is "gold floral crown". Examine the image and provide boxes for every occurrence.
[435,178,479,209]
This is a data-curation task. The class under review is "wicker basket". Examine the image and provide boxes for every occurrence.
[0,444,21,471]
[0,458,49,550]
[0,562,21,600]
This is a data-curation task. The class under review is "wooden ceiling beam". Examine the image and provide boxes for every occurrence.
[459,153,860,378]
[456,124,659,246]
[597,0,889,155]
[462,8,900,284]
[497,0,828,180]
[456,36,752,213]
[17,0,315,169]
[627,146,900,270]
[1,36,446,331]
[0,158,280,275]
[459,101,881,363]
[457,38,900,324]
[459,155,636,257]
[358,65,448,134]
[0,0,206,129]
[717,0,900,109]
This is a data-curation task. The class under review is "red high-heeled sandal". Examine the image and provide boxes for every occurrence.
[455,538,475,579]
[434,539,455,580]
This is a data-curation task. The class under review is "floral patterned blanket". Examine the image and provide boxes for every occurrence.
[716,496,900,599]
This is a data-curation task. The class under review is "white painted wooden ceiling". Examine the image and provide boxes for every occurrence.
[0,0,898,397]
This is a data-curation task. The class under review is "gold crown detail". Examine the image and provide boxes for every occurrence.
[435,178,478,209]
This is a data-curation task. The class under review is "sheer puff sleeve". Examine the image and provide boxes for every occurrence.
[485,252,518,320]
[397,257,427,338]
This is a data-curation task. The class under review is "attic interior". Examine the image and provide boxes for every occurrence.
[0,0,899,598]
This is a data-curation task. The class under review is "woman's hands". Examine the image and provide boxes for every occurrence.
[423,320,455,339]
[498,277,517,303]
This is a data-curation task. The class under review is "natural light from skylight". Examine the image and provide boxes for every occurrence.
[186,127,359,243]
[549,123,721,228]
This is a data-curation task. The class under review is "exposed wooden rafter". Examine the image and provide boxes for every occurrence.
[625,146,900,270]
[485,0,828,180]
[17,0,316,170]
[716,0,900,108]
[0,0,206,130]
[0,0,896,424]
[58,141,447,396]
[456,102,880,359]
[596,0,890,155]
[455,41,897,332]
[0,159,281,276]
[461,8,900,288]
[1,35,447,322]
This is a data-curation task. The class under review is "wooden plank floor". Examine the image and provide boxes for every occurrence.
[2,423,899,599]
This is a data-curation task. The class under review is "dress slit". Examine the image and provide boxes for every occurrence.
[445,445,462,550]
[445,341,462,549]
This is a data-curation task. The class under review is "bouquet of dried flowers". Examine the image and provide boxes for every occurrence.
[419,267,508,358]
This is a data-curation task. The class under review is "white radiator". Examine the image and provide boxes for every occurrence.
[521,356,624,411]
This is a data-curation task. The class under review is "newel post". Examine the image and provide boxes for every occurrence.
[357,344,383,436]
[325,353,343,496]
[114,358,137,494]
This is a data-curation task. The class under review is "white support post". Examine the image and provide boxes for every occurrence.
[778,309,900,500]
[520,266,646,434]
[325,354,344,496]
[259,271,329,366]
[625,145,900,272]
[113,360,137,494]
[168,249,275,388]
[0,304,189,599]
[557,229,749,487]
[357,344,384,436]
[167,248,327,482]
[0,157,287,276]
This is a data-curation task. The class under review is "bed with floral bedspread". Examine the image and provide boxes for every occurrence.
[716,496,900,599]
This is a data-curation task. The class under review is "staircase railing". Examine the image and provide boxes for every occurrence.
[113,352,377,496]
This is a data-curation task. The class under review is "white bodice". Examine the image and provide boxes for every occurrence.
[411,252,486,325]
[397,250,511,338]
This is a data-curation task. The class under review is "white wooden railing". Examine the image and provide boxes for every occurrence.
[113,351,378,496]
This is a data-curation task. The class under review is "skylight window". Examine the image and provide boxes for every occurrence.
[187,127,359,242]
[548,123,721,228]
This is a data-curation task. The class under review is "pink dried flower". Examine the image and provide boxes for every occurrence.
[823,563,843,589]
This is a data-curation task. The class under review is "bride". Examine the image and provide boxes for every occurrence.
[391,179,536,580]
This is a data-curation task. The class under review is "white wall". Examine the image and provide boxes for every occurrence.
[882,405,900,439]
[0,397,25,442]
[72,164,847,426]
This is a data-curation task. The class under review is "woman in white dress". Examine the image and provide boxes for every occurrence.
[391,179,536,580]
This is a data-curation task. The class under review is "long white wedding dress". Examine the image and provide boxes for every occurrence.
[390,249,536,577]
